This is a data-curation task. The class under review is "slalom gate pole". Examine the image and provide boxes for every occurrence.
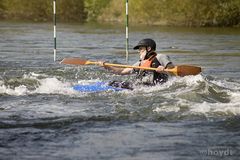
[53,0,57,61]
[125,0,129,62]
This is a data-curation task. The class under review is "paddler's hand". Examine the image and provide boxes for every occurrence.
[97,61,105,67]
[97,61,109,70]
[156,66,165,73]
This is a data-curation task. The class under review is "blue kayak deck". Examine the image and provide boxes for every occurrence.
[73,82,125,92]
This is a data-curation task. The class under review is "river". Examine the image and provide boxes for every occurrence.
[0,22,240,160]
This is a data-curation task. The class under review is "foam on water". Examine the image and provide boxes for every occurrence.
[0,84,29,96]
[0,73,78,96]
[1,72,240,117]
[149,75,240,116]
[0,74,118,96]
[189,77,240,116]
[34,77,75,95]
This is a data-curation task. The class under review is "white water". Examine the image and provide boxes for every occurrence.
[1,73,240,117]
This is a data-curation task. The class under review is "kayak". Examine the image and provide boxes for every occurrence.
[73,81,131,92]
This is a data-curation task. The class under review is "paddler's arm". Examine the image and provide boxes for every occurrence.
[155,54,175,73]
[97,61,132,75]
[156,62,174,73]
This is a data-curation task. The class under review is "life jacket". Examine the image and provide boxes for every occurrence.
[136,52,168,85]
[140,53,157,68]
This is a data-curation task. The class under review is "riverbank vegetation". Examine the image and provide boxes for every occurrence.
[0,0,86,22]
[0,0,239,27]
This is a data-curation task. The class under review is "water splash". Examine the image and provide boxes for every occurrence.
[1,72,239,118]
[0,72,77,96]
[151,75,240,117]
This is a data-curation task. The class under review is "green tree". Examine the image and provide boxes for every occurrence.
[59,0,86,22]
[3,0,51,21]
[1,0,86,22]
[0,0,5,18]
[85,0,111,21]
[0,0,239,26]
[99,0,240,27]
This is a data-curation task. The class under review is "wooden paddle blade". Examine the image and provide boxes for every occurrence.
[176,65,202,76]
[165,65,201,76]
[60,58,88,65]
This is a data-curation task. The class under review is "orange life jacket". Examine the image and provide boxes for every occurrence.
[140,54,157,69]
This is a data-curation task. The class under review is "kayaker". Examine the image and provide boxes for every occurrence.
[98,38,174,87]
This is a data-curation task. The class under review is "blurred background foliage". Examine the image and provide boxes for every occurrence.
[0,0,239,27]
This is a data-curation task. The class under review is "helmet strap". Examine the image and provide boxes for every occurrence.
[145,50,155,60]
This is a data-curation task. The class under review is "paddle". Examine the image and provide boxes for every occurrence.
[60,57,201,76]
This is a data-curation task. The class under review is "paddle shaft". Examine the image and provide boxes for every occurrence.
[86,61,171,72]
[60,58,201,76]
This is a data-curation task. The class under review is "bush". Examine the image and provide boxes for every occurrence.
[99,0,240,27]
[0,0,239,26]
[1,0,86,22]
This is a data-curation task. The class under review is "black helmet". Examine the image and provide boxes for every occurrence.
[133,38,156,51]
